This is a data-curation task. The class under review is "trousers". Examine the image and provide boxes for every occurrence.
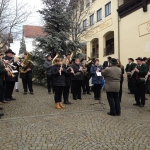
[72,80,82,99]
[5,81,15,99]
[93,84,101,99]
[0,81,6,102]
[22,77,33,92]
[54,86,64,103]
[134,82,145,105]
[106,92,121,115]
[63,86,70,102]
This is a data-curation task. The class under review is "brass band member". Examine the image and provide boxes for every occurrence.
[20,53,34,95]
[71,58,84,100]
[43,54,53,94]
[132,57,148,107]
[103,56,112,69]
[125,58,136,94]
[90,59,103,100]
[63,58,74,104]
[4,49,18,101]
[117,59,124,102]
[51,58,66,109]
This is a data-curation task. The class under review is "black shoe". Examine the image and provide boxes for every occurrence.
[48,92,51,94]
[133,103,140,106]
[0,113,4,116]
[107,112,116,116]
[16,89,19,92]
[64,101,72,105]
[128,92,133,94]
[0,107,3,110]
[87,93,91,95]
[30,92,34,95]
[78,98,82,100]
[97,98,100,100]
[145,97,148,100]
[5,98,11,101]
[73,98,77,100]
[139,104,144,107]
[116,113,121,116]
[9,97,16,100]
[24,92,27,95]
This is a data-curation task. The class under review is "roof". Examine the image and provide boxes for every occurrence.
[23,25,47,38]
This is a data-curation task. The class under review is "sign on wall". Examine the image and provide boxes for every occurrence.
[139,21,150,37]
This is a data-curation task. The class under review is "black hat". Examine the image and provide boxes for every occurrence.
[5,49,14,54]
[110,58,118,65]
[135,57,143,61]
[46,54,51,58]
[107,56,112,60]
[128,58,134,61]
[143,57,147,61]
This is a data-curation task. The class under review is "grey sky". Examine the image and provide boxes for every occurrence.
[10,0,43,54]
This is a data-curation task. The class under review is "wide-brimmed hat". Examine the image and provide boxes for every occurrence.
[128,58,134,61]
[143,57,147,61]
[110,58,118,65]
[135,57,143,61]
[5,49,14,54]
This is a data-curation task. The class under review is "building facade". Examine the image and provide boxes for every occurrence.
[73,0,150,65]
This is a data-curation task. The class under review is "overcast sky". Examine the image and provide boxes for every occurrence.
[10,0,43,54]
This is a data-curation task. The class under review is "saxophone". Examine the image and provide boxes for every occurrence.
[19,53,33,73]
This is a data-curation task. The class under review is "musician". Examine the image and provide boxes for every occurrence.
[3,49,18,101]
[125,58,136,94]
[102,58,121,116]
[71,58,84,100]
[132,57,148,107]
[90,59,103,100]
[20,53,34,95]
[51,58,66,109]
[43,54,53,94]
[117,59,124,102]
[0,52,10,106]
[103,56,111,69]
[63,58,73,104]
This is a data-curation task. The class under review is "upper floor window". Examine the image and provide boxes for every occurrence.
[105,2,111,17]
[97,8,102,22]
[92,0,96,2]
[90,14,94,26]
[86,0,90,7]
[83,19,87,29]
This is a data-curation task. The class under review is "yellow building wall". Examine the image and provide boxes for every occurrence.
[120,4,150,66]
[79,0,119,64]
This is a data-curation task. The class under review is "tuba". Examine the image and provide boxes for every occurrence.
[19,52,33,73]
[70,51,76,61]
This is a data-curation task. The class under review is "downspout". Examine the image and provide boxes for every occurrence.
[117,0,120,59]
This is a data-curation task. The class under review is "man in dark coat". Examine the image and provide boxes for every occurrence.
[3,49,18,101]
[71,58,84,100]
[103,56,112,69]
[102,58,121,116]
[43,54,53,94]
[125,58,136,94]
[20,53,34,95]
[132,57,148,107]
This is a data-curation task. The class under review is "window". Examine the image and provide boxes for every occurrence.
[90,14,94,26]
[83,19,87,29]
[97,8,102,22]
[105,2,111,17]
[92,0,95,2]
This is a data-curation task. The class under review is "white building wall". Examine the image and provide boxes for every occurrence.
[24,37,36,52]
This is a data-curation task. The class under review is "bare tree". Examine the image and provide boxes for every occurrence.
[0,0,31,51]
[69,0,93,42]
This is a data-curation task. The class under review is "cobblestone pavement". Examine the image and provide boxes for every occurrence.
[0,78,150,150]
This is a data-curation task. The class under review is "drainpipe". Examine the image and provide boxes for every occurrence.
[117,0,120,59]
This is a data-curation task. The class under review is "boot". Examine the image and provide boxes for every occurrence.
[59,102,65,108]
[55,103,61,109]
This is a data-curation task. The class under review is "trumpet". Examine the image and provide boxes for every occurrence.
[2,60,16,77]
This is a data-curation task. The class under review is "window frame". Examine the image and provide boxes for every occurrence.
[90,14,94,26]
[97,8,102,22]
[83,19,87,29]
[105,2,111,17]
